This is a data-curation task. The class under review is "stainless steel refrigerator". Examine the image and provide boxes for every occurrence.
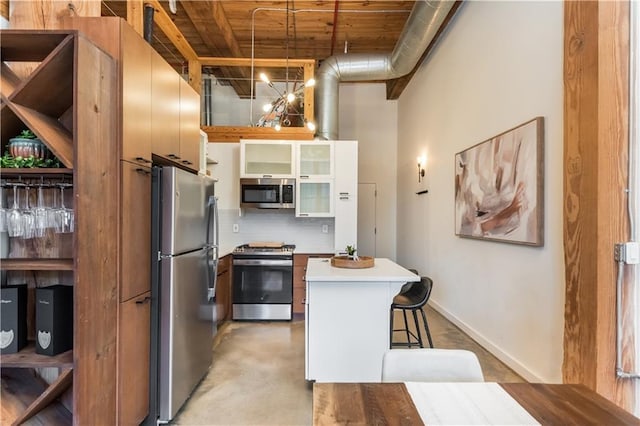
[148,166,219,424]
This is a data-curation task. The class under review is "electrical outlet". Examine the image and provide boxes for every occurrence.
[321,224,328,234]
[233,224,239,233]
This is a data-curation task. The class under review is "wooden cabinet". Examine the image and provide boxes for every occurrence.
[121,22,152,164]
[178,78,201,169]
[150,61,200,170]
[293,253,332,314]
[150,49,180,162]
[118,291,151,425]
[215,255,232,323]
[120,161,151,302]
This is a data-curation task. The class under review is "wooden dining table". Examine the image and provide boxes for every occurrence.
[313,382,640,425]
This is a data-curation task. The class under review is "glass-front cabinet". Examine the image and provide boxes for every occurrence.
[240,140,295,178]
[297,142,334,178]
[296,180,334,217]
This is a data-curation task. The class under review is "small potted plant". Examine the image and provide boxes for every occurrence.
[8,129,50,160]
[346,245,359,261]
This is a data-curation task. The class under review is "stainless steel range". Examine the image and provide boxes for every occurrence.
[232,243,295,320]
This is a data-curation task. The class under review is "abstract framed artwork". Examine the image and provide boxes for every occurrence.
[454,117,544,246]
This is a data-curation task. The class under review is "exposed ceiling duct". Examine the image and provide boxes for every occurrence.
[315,0,456,140]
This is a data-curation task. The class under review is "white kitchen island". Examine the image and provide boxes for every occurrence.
[305,258,419,382]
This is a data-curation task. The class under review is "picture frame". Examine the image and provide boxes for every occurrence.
[454,117,544,246]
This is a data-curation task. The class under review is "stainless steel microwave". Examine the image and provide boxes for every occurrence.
[240,178,295,209]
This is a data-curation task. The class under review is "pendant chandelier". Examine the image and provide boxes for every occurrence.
[255,0,316,132]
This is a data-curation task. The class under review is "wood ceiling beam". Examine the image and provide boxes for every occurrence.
[199,57,315,68]
[146,0,198,61]
[180,0,249,96]
[210,1,244,59]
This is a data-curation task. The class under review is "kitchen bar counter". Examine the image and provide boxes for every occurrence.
[306,257,419,282]
[305,258,418,382]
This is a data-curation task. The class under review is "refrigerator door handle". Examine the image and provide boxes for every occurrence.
[205,195,216,247]
[206,195,219,302]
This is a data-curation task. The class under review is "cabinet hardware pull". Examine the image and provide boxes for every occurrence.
[302,275,306,281]
[262,174,272,178]
[135,168,151,175]
[167,154,179,159]
[339,196,349,200]
[135,296,151,304]
[300,175,309,179]
[181,160,193,165]
[339,192,349,196]
[300,213,308,216]
[135,157,152,163]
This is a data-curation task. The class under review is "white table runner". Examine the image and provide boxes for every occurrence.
[405,382,541,425]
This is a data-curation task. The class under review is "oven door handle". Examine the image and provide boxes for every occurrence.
[233,259,293,266]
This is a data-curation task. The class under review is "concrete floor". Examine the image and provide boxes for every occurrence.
[171,305,524,425]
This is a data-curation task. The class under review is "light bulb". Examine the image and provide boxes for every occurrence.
[262,103,272,112]
[305,78,316,88]
[275,123,282,131]
[306,121,316,132]
[259,72,270,84]
[286,93,296,103]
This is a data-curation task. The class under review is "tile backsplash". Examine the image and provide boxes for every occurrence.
[218,208,335,254]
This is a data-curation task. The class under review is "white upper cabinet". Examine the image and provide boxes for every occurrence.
[240,139,295,178]
[295,141,334,217]
[296,141,334,179]
[296,180,334,217]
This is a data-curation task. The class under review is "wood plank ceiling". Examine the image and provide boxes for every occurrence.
[101,1,458,100]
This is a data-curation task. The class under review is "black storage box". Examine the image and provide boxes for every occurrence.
[0,285,28,354]
[35,285,73,356]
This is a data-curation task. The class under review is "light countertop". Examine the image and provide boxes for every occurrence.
[305,258,419,282]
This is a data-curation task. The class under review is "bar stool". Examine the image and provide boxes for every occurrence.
[390,276,434,348]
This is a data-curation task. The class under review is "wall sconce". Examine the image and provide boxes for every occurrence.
[416,155,428,195]
[417,156,426,183]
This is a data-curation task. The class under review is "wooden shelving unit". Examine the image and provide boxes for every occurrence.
[0,344,73,369]
[0,31,75,167]
[0,168,73,177]
[0,258,74,271]
[0,28,116,426]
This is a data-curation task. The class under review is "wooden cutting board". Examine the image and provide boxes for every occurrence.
[248,241,284,248]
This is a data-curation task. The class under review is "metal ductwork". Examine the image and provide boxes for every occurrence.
[315,0,456,140]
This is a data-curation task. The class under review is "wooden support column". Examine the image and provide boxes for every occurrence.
[303,62,315,125]
[188,59,202,96]
[126,0,144,36]
[563,0,633,410]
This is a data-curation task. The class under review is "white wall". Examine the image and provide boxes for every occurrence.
[396,1,565,382]
[338,83,398,260]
